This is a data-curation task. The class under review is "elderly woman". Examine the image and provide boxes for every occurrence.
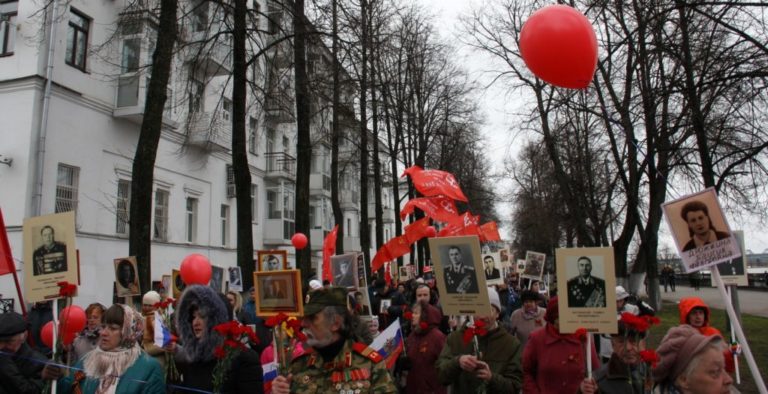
[651,325,732,394]
[71,303,106,362]
[506,290,546,346]
[58,304,164,393]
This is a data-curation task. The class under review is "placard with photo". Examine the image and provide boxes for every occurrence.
[209,265,224,293]
[352,287,373,316]
[355,253,367,288]
[257,250,288,271]
[712,230,748,287]
[662,188,740,273]
[253,270,303,316]
[522,251,545,281]
[114,257,141,297]
[556,247,617,334]
[331,252,358,288]
[481,253,503,285]
[172,269,186,299]
[516,259,526,273]
[161,275,172,297]
[23,211,79,302]
[228,266,243,292]
[428,235,491,316]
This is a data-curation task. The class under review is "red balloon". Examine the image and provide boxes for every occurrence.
[425,226,437,238]
[180,254,213,285]
[291,233,308,250]
[519,4,598,89]
[60,305,86,334]
[41,321,54,348]
[61,329,77,346]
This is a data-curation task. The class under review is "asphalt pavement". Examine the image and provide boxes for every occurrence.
[659,284,768,318]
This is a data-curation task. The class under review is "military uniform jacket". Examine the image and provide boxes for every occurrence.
[444,265,479,293]
[567,276,606,307]
[289,339,396,394]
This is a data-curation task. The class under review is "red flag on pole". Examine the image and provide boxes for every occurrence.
[479,221,501,242]
[0,208,17,276]
[322,225,339,282]
[400,196,460,223]
[371,246,392,273]
[401,166,468,202]
[403,217,431,244]
[371,235,413,272]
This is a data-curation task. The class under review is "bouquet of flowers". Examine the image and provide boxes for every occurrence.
[212,321,258,392]
[152,298,179,382]
[265,313,304,373]
[461,318,489,394]
[619,312,661,393]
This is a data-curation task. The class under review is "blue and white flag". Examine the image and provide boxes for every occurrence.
[153,311,172,347]
[370,318,403,369]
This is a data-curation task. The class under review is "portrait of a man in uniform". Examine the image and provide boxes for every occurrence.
[33,226,68,276]
[442,245,479,294]
[566,256,606,308]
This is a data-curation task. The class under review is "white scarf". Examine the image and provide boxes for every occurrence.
[82,345,141,393]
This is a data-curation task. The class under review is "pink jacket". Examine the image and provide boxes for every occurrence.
[522,325,600,394]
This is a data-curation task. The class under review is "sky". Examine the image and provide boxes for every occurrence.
[416,0,768,254]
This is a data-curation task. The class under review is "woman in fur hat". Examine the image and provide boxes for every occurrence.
[171,285,263,393]
[58,304,165,393]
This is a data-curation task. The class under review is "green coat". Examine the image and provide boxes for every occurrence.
[57,352,165,394]
[436,326,523,393]
[288,339,396,394]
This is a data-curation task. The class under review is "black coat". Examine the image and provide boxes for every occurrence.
[174,348,263,394]
[0,343,48,394]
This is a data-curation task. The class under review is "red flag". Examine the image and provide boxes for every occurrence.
[479,221,501,242]
[371,247,392,273]
[439,213,482,238]
[400,196,460,223]
[371,235,412,272]
[403,217,431,244]
[401,166,468,202]
[0,208,17,276]
[322,225,339,282]
[384,262,392,286]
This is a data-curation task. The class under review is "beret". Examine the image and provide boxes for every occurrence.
[0,312,28,337]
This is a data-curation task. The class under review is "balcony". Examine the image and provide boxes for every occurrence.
[310,173,331,197]
[264,95,294,124]
[264,218,294,246]
[114,75,175,125]
[368,202,395,223]
[340,189,359,210]
[265,152,296,180]
[187,31,232,77]
[343,236,361,252]
[187,112,231,151]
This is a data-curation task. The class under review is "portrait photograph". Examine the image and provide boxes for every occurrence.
[516,259,526,274]
[114,257,141,297]
[482,253,503,285]
[23,211,79,302]
[379,298,392,314]
[331,252,358,288]
[398,266,409,282]
[499,248,510,263]
[355,253,367,287]
[522,251,546,281]
[428,235,491,316]
[257,250,288,271]
[352,287,373,316]
[209,265,224,293]
[172,269,186,299]
[228,266,243,292]
[556,247,617,334]
[253,270,303,316]
[662,187,740,272]
[161,275,172,297]
[713,230,748,287]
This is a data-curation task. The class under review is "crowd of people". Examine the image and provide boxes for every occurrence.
[0,268,739,394]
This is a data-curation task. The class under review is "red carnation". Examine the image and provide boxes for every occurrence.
[214,346,226,359]
[574,328,588,341]
[265,313,289,328]
[640,349,659,368]
[57,281,77,297]
[404,311,413,321]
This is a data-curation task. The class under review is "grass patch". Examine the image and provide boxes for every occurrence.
[647,301,767,393]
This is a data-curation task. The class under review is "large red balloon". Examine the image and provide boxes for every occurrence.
[41,321,54,348]
[291,233,308,250]
[180,254,213,285]
[59,305,86,334]
[425,226,437,238]
[519,4,598,89]
[61,329,77,346]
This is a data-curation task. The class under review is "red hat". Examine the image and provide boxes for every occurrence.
[544,296,559,324]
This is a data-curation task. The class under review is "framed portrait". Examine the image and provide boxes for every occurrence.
[556,247,617,334]
[172,269,186,299]
[23,211,79,302]
[161,275,172,297]
[209,265,224,293]
[257,250,288,272]
[398,266,409,282]
[114,257,141,297]
[516,259,526,274]
[379,298,392,314]
[481,253,503,285]
[331,253,358,288]
[522,251,546,281]
[352,287,373,316]
[253,270,303,316]
[355,253,368,288]
[428,235,491,316]
[228,267,243,292]
[712,230,748,287]
[662,187,740,273]
[499,249,510,263]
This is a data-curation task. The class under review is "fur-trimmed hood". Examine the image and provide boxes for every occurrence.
[175,285,230,363]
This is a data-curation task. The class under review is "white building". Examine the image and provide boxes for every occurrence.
[0,0,395,310]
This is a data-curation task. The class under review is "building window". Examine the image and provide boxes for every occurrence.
[0,12,17,56]
[222,98,232,121]
[283,186,294,220]
[346,218,351,237]
[186,197,198,243]
[153,189,169,241]
[55,164,79,213]
[189,78,204,113]
[220,204,230,246]
[121,38,140,73]
[251,184,258,223]
[66,9,89,71]
[191,0,208,32]
[248,116,258,154]
[267,189,279,219]
[116,180,130,235]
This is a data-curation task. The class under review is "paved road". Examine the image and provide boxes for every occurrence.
[659,284,768,318]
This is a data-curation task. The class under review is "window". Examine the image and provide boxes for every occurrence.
[220,204,230,246]
[55,164,79,213]
[251,184,258,223]
[189,78,204,113]
[153,189,169,241]
[186,197,198,243]
[191,0,208,32]
[309,205,316,228]
[66,9,89,71]
[346,218,351,237]
[267,189,279,219]
[0,11,17,56]
[248,117,258,154]
[283,186,294,220]
[222,98,232,121]
[121,38,140,73]
[116,180,130,235]
[266,128,275,153]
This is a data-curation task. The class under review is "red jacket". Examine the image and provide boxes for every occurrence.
[522,325,600,394]
[678,297,734,373]
[405,303,447,394]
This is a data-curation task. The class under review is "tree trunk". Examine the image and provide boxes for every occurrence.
[359,0,370,265]
[128,0,177,295]
[331,0,344,253]
[293,0,312,283]
[371,33,384,251]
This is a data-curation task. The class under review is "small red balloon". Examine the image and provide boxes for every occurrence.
[60,305,86,334]
[41,321,54,348]
[519,4,598,89]
[180,254,213,285]
[291,233,308,250]
[425,226,437,238]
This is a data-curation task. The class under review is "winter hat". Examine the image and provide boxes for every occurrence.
[487,287,501,313]
[652,324,723,384]
[544,296,559,324]
[520,290,541,303]
[615,286,630,301]
[308,279,323,290]
[142,291,161,305]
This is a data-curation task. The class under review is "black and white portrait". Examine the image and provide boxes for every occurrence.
[228,267,243,291]
[440,244,479,294]
[32,225,68,276]
[258,250,287,272]
[114,257,140,297]
[566,256,606,308]
[482,254,501,281]
[522,251,545,280]
[331,253,357,288]
[210,265,224,293]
